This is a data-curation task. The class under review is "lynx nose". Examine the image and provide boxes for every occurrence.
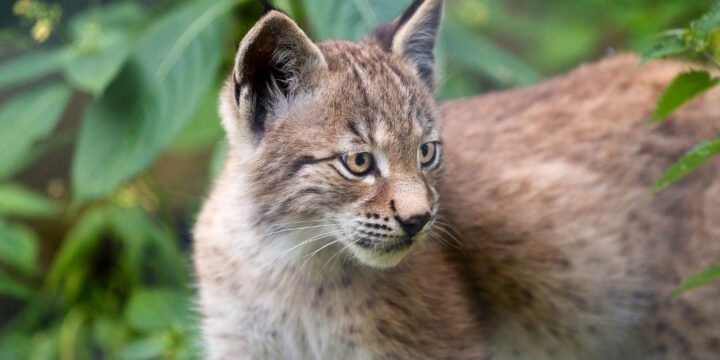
[395,213,431,237]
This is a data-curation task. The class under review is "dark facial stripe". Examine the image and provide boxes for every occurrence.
[287,155,335,179]
[384,61,414,88]
[336,52,377,143]
[327,163,352,180]
[349,65,375,130]
[347,120,363,140]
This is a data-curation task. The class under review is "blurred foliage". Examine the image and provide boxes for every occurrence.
[640,3,720,295]
[0,0,717,358]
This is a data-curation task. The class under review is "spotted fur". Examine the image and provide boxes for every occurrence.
[194,0,720,358]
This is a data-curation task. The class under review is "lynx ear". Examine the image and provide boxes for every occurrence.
[232,10,327,140]
[369,0,444,89]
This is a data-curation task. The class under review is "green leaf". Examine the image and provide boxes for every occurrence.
[691,3,720,37]
[639,34,690,64]
[0,83,72,176]
[117,334,168,360]
[0,218,39,274]
[650,70,719,122]
[27,330,59,360]
[124,289,191,332]
[47,207,108,286]
[68,2,145,40]
[107,206,187,285]
[170,81,224,152]
[0,131,75,181]
[650,138,720,195]
[63,2,147,95]
[303,0,408,41]
[72,0,235,202]
[58,309,89,360]
[63,32,134,96]
[0,48,72,89]
[0,333,33,360]
[0,267,33,298]
[0,184,61,218]
[93,316,130,352]
[441,22,541,87]
[671,259,720,296]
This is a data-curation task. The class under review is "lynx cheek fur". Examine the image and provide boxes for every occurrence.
[194,0,720,358]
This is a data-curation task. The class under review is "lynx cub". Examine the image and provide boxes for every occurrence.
[193,0,720,358]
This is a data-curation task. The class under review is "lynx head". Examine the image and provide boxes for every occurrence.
[219,0,445,268]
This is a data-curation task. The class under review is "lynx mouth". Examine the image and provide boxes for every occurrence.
[356,236,415,253]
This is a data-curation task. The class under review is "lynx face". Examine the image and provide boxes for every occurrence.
[220,0,445,267]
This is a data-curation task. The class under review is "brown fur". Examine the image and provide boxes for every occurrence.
[439,54,720,358]
[193,1,720,358]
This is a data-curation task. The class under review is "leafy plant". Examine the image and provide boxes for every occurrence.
[641,2,720,294]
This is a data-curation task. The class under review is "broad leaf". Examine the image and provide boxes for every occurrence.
[0,333,33,360]
[639,34,689,64]
[68,2,145,39]
[441,22,541,87]
[650,70,719,122]
[303,0,409,41]
[117,334,168,360]
[691,3,720,37]
[93,316,130,352]
[124,289,191,332]
[672,260,720,296]
[170,81,224,152]
[0,48,71,89]
[72,0,234,202]
[650,138,720,195]
[0,183,61,218]
[0,219,39,275]
[63,32,135,96]
[63,2,147,95]
[28,329,60,360]
[0,83,72,176]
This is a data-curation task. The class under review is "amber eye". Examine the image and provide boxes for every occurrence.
[342,152,374,176]
[419,142,437,167]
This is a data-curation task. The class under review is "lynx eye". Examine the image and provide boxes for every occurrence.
[419,142,437,167]
[342,152,374,176]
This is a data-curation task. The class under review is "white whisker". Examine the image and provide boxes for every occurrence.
[281,230,343,257]
[322,241,350,270]
[303,239,342,264]
[432,223,463,248]
[263,223,338,238]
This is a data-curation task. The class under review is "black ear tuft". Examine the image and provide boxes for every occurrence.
[232,12,327,141]
[367,0,444,89]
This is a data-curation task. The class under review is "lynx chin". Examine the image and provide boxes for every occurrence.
[193,0,720,358]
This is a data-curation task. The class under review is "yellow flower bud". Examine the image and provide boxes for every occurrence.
[31,18,52,42]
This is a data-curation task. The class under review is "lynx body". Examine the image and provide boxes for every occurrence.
[193,0,720,358]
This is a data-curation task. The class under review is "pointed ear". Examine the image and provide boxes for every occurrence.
[231,10,326,140]
[368,0,444,89]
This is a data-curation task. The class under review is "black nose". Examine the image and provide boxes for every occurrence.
[395,213,431,237]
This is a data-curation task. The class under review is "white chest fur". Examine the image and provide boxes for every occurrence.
[196,224,384,359]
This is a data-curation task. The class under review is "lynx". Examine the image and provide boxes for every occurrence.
[193,0,720,358]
